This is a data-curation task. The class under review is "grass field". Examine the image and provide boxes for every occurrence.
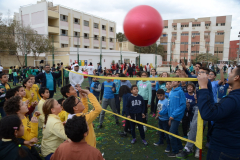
[2,73,227,160]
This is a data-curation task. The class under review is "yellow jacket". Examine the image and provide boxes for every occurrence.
[41,114,68,157]
[75,93,102,148]
[77,96,88,113]
[31,84,40,102]
[38,98,46,128]
[24,88,34,104]
[58,110,68,122]
[21,116,38,148]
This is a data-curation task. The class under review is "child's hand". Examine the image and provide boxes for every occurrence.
[127,115,131,119]
[31,92,34,98]
[147,104,151,108]
[0,88,5,93]
[63,121,66,126]
[91,87,94,90]
[169,117,174,120]
[31,116,38,123]
[31,101,38,108]
[111,87,115,92]
[142,114,145,118]
[155,113,160,120]
[25,100,30,106]
[34,111,41,117]
[186,102,190,110]
[168,120,171,126]
[25,137,38,146]
[75,85,81,91]
[99,100,102,104]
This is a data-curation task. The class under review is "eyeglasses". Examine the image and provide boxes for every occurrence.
[75,98,81,106]
[198,71,206,74]
[209,74,215,75]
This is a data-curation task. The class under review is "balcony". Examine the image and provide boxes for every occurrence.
[94,28,99,33]
[48,10,59,19]
[48,26,59,34]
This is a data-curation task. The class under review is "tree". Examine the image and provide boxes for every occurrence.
[116,32,127,42]
[134,43,164,57]
[195,53,218,64]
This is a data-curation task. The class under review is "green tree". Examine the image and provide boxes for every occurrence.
[134,43,164,57]
[195,53,218,64]
[116,32,127,42]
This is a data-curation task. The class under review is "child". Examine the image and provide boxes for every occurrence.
[64,66,69,85]
[90,77,101,101]
[41,98,68,159]
[98,73,119,128]
[113,73,121,114]
[167,77,186,157]
[118,85,132,137]
[0,73,11,117]
[136,71,141,85]
[154,89,170,153]
[29,75,41,112]
[3,96,40,149]
[13,69,18,86]
[50,116,104,160]
[0,115,37,159]
[57,98,68,122]
[38,87,50,128]
[126,85,147,145]
[217,78,229,102]
[63,89,102,148]
[150,69,158,116]
[181,81,188,93]
[55,67,62,88]
[119,73,132,88]
[137,71,152,131]
[182,83,196,138]
[23,78,35,105]
[165,81,172,99]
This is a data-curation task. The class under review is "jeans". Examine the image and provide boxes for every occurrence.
[65,77,69,85]
[44,153,53,160]
[182,111,191,137]
[49,90,54,98]
[9,74,12,81]
[130,113,145,140]
[157,119,170,146]
[88,75,93,87]
[143,100,148,123]
[13,76,17,85]
[116,69,119,74]
[169,120,183,154]
[150,90,156,114]
[114,94,120,114]
[0,107,6,118]
[57,79,62,87]
[99,98,119,125]
[207,148,240,160]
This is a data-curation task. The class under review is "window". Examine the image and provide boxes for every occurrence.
[216,32,224,35]
[109,38,113,42]
[162,34,168,37]
[205,23,211,26]
[180,51,188,53]
[191,42,200,44]
[61,44,68,48]
[173,25,177,28]
[110,48,113,50]
[61,29,68,36]
[164,51,167,53]
[181,33,189,36]
[84,20,89,27]
[164,26,168,28]
[94,23,99,29]
[192,33,200,36]
[192,24,201,27]
[181,25,189,27]
[215,42,224,44]
[102,36,106,41]
[84,46,89,48]
[94,47,99,49]
[204,32,210,35]
[221,23,225,26]
[191,51,199,53]
[214,51,223,53]
[216,23,219,26]
[172,33,177,36]
[74,18,80,24]
[74,32,80,37]
[110,27,114,32]
[181,42,188,44]
[60,14,68,22]
[84,33,89,39]
[160,43,167,45]
[102,47,106,49]
[102,25,106,30]
[94,35,98,40]
[74,45,80,48]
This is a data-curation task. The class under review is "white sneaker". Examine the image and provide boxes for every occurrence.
[195,148,199,158]
[144,126,147,132]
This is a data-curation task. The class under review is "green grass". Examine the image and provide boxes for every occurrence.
[3,73,228,160]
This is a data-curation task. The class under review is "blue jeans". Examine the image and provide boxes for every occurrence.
[130,113,145,140]
[44,153,53,160]
[114,94,120,114]
[49,90,54,98]
[13,76,17,85]
[207,148,240,160]
[88,75,93,87]
[116,69,119,74]
[157,119,170,146]
[57,79,62,87]
[0,107,6,118]
[169,120,183,154]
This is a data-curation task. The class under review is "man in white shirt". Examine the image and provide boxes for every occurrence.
[85,62,95,86]
[69,64,84,92]
[0,65,3,75]
[228,64,232,76]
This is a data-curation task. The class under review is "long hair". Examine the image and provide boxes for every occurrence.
[119,85,131,97]
[42,99,55,125]
[159,72,170,84]
[0,115,27,157]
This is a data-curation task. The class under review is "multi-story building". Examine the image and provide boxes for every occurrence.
[158,15,232,63]
[14,0,116,53]
[229,40,240,61]
[115,40,135,52]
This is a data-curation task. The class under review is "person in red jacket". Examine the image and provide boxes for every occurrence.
[145,63,151,77]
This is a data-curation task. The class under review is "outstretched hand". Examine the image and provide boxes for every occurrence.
[181,59,186,70]
[218,62,225,70]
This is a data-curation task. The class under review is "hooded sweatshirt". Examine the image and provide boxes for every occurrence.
[168,87,186,121]
[198,88,240,154]
[137,80,152,105]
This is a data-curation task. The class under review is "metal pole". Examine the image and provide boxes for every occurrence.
[155,44,157,68]
[100,37,102,66]
[138,48,141,68]
[207,46,209,65]
[120,42,122,64]
[23,33,27,66]
[52,35,54,66]
[170,42,172,72]
[77,36,79,65]
[217,47,218,64]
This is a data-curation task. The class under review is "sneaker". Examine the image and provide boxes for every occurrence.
[165,149,170,153]
[153,142,163,146]
[176,149,193,159]
[167,152,176,157]
[118,131,127,137]
[143,126,147,132]
[97,124,103,129]
[131,138,136,144]
[122,120,126,123]
[195,148,200,158]
[142,140,148,145]
[152,113,156,117]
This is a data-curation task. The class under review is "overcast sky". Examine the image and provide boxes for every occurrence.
[0,0,239,40]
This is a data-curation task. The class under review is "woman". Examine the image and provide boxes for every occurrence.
[41,99,68,160]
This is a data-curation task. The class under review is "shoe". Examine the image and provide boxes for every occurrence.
[152,113,156,117]
[167,152,176,157]
[195,148,200,158]
[118,131,127,137]
[165,148,170,153]
[131,138,136,144]
[153,142,163,146]
[143,126,147,132]
[176,149,193,159]
[122,120,126,123]
[122,124,125,127]
[97,124,102,129]
[142,140,148,145]
[116,121,119,125]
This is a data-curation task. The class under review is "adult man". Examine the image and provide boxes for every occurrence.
[0,65,3,75]
[85,62,95,86]
[145,63,151,76]
[197,65,240,159]
[69,64,84,89]
[35,64,62,98]
[97,63,102,75]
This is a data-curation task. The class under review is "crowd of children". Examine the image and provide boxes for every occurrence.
[0,60,232,159]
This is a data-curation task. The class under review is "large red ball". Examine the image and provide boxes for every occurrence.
[123,5,163,47]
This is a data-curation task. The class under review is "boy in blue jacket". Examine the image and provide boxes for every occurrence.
[90,77,101,101]
[126,85,147,145]
[113,73,121,114]
[167,77,186,157]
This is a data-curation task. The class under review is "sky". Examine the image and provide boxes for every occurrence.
[0,0,239,40]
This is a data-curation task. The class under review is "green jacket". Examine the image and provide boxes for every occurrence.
[137,80,152,105]
[64,70,69,78]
